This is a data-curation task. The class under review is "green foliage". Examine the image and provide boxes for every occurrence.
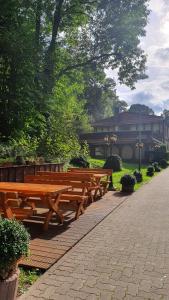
[113,100,128,114]
[1,0,149,160]
[152,162,161,172]
[146,165,154,176]
[129,104,154,115]
[159,159,168,169]
[120,174,136,186]
[133,170,143,183]
[103,155,122,172]
[83,68,119,121]
[120,174,136,192]
[18,268,41,296]
[89,158,105,168]
[70,157,89,168]
[0,218,30,280]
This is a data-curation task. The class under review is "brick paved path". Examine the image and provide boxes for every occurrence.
[20,168,169,300]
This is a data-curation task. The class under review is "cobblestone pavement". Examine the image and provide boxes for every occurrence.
[20,168,169,300]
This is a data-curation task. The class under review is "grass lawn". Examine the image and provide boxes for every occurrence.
[89,158,158,191]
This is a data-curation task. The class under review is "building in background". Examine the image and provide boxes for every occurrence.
[80,112,169,161]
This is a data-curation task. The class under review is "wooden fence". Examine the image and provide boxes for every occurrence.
[0,163,64,182]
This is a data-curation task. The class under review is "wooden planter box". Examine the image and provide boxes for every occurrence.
[0,163,64,182]
[0,269,19,300]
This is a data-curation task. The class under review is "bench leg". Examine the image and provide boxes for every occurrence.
[75,201,85,220]
[94,187,102,200]
[43,210,53,231]
[43,194,64,231]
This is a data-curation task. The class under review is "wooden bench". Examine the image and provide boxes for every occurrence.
[0,191,34,220]
[68,168,113,194]
[24,175,91,219]
[36,172,102,200]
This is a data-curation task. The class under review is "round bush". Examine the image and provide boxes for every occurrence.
[70,157,89,168]
[159,159,168,169]
[146,165,154,177]
[120,174,136,193]
[152,162,161,172]
[133,170,143,183]
[120,174,136,186]
[103,155,122,172]
[0,218,30,280]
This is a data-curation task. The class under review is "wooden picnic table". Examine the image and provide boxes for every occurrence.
[36,171,107,199]
[71,173,107,198]
[0,182,71,231]
[68,168,113,193]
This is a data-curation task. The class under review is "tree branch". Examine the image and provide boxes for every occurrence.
[57,52,114,79]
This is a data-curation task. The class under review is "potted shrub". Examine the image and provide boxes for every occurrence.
[0,218,29,300]
[120,174,136,193]
[146,165,154,176]
[133,170,143,183]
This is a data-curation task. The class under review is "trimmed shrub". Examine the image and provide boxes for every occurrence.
[159,159,168,169]
[103,155,122,172]
[133,170,143,183]
[120,174,136,193]
[70,157,89,168]
[0,218,30,280]
[146,165,154,177]
[152,162,161,172]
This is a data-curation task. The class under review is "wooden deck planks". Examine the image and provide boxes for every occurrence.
[19,192,127,270]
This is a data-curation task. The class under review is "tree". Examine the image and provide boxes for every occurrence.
[82,66,119,121]
[113,100,128,114]
[0,0,149,160]
[129,104,154,115]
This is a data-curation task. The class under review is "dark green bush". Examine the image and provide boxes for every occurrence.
[0,218,30,280]
[159,159,168,169]
[146,165,154,176]
[152,162,161,172]
[120,174,136,186]
[133,170,143,183]
[70,157,89,168]
[103,155,122,172]
[120,174,136,193]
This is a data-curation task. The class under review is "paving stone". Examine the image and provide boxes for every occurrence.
[20,168,169,300]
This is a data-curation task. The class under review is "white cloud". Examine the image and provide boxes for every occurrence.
[107,0,169,114]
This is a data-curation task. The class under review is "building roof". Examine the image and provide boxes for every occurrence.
[93,112,163,127]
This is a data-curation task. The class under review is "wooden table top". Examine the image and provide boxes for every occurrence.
[0,182,71,195]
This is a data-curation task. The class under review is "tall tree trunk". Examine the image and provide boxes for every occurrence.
[43,0,64,94]
[34,0,42,81]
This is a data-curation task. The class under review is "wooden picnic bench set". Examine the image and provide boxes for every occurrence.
[0,168,113,231]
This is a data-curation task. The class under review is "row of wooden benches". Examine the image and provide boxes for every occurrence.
[0,168,113,229]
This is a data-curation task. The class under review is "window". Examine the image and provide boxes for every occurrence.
[153,124,160,132]
[95,146,104,157]
[118,125,131,131]
[145,124,151,131]
[130,125,137,131]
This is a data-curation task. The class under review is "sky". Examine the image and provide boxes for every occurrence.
[108,0,169,114]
